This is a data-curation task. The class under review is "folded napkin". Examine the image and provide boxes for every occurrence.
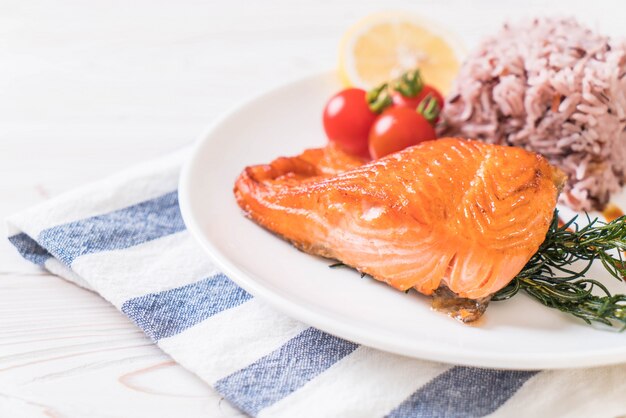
[7,150,626,418]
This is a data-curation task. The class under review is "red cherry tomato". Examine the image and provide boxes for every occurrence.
[323,88,377,159]
[392,84,444,112]
[391,91,421,110]
[368,107,436,159]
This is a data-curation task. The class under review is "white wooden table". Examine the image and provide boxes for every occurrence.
[1,1,623,416]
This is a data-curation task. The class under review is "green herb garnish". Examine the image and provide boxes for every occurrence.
[329,262,346,268]
[493,211,626,329]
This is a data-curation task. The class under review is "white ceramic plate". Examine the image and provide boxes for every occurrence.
[179,72,626,370]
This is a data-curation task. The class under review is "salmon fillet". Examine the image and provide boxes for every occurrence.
[234,138,565,300]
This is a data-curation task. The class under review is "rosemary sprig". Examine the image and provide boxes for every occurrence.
[493,211,626,329]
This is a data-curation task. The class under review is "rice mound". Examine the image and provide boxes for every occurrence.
[441,17,626,211]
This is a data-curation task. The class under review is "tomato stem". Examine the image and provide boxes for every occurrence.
[366,83,393,114]
[392,69,424,98]
[417,94,440,123]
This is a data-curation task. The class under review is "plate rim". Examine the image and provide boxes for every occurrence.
[178,70,626,370]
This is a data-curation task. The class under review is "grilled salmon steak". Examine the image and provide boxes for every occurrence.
[234,138,565,302]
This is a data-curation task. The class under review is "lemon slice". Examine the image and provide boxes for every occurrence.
[338,12,465,94]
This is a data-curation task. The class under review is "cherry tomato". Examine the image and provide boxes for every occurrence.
[368,107,436,159]
[391,84,444,112]
[323,88,377,159]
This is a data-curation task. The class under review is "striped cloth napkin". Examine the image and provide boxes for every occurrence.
[6,150,626,418]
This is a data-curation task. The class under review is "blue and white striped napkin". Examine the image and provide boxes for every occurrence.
[6,150,626,417]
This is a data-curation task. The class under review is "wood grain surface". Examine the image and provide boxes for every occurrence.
[1,0,624,416]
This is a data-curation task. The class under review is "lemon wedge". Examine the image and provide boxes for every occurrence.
[338,12,465,94]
